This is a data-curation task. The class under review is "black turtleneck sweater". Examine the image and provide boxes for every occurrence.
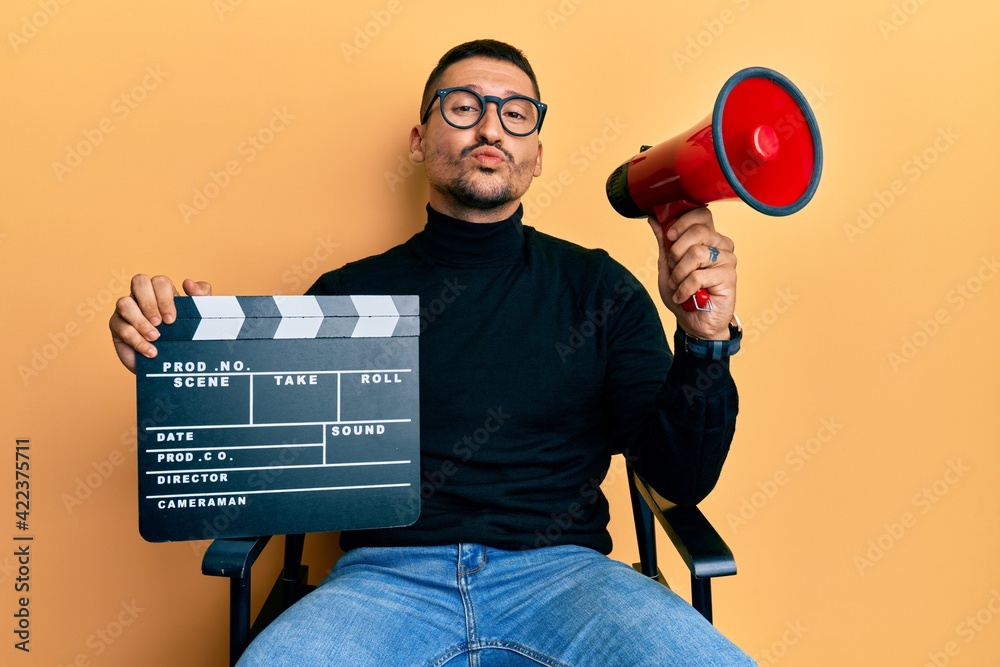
[307,205,738,554]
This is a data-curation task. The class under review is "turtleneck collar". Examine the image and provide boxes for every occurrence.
[414,204,526,267]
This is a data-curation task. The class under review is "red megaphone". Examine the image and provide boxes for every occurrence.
[606,66,823,312]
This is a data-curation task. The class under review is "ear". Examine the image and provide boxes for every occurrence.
[532,140,543,177]
[408,125,426,164]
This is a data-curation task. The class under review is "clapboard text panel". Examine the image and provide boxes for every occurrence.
[135,295,420,542]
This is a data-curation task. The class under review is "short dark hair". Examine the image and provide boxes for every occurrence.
[420,39,541,118]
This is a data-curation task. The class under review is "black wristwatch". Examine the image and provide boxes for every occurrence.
[675,321,742,360]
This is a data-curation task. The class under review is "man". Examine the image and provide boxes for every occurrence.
[111,40,753,666]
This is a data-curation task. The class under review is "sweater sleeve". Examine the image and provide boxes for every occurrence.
[600,261,739,507]
[305,270,342,296]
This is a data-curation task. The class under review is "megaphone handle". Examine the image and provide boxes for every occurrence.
[653,201,712,313]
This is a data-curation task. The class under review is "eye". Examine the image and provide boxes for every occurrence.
[501,100,535,125]
[443,90,482,118]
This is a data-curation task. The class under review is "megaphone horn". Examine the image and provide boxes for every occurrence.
[606,66,823,312]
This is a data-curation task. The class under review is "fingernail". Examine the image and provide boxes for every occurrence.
[163,314,174,324]
[146,329,160,341]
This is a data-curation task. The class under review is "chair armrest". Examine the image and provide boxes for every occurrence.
[202,536,272,578]
[631,471,736,580]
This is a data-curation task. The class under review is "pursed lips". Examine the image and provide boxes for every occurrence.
[464,145,510,168]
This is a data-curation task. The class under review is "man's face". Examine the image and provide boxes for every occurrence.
[410,56,543,222]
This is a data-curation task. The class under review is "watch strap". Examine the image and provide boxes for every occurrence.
[675,323,742,360]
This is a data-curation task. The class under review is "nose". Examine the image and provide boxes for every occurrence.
[475,101,505,143]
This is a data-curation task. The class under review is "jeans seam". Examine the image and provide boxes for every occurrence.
[458,546,489,576]
[426,643,472,667]
[457,547,480,667]
[427,641,576,667]
[474,640,577,667]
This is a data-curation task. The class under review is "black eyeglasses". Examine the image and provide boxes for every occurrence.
[421,87,547,137]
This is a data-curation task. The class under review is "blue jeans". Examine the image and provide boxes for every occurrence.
[237,543,755,666]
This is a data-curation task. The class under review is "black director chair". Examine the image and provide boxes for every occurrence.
[202,459,737,666]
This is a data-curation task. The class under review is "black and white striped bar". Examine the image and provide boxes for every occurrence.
[157,295,420,341]
[135,295,420,543]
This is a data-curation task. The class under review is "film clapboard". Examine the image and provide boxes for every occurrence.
[135,295,420,542]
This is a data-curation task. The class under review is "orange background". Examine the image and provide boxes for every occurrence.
[3,1,999,665]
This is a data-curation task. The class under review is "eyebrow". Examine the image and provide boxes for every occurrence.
[462,83,531,98]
